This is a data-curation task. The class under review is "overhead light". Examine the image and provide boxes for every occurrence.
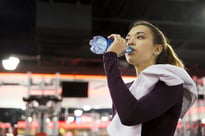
[2,56,20,70]
[27,117,32,122]
[66,116,75,123]
[74,109,83,117]
[101,116,109,122]
[201,118,205,124]
[83,105,91,111]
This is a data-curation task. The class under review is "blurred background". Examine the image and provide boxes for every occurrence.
[0,0,205,136]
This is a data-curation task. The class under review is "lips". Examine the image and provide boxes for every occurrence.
[128,49,136,55]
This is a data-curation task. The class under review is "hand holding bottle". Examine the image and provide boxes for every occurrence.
[106,34,127,56]
[89,35,134,57]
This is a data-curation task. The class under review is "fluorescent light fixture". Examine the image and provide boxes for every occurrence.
[2,56,20,70]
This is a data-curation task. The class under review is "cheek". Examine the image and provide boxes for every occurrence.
[139,47,153,57]
[137,50,153,63]
[137,42,154,56]
[141,41,155,53]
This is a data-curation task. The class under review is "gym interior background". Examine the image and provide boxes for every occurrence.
[0,0,205,135]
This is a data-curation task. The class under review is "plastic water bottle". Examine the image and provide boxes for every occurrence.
[89,35,134,57]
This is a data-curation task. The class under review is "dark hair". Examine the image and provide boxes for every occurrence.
[130,20,184,68]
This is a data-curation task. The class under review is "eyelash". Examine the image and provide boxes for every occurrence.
[125,35,144,42]
[136,35,144,39]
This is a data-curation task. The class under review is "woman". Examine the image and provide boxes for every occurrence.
[103,20,197,136]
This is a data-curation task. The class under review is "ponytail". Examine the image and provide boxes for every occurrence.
[157,43,184,68]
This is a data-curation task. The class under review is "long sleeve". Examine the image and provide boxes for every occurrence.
[103,52,183,126]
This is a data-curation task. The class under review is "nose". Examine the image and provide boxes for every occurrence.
[126,37,135,46]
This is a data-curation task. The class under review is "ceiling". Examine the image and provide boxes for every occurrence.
[0,0,205,76]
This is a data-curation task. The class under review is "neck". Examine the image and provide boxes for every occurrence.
[135,63,156,76]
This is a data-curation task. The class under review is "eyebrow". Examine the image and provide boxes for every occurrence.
[136,32,146,35]
[126,31,146,37]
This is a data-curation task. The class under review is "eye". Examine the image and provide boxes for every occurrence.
[137,35,144,39]
[125,35,129,40]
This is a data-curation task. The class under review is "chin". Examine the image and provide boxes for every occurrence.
[126,57,135,65]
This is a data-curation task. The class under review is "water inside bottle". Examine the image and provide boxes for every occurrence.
[89,36,108,54]
[89,35,134,56]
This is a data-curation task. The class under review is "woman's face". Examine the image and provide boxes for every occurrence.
[125,25,158,67]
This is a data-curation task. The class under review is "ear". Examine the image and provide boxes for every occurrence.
[153,44,163,55]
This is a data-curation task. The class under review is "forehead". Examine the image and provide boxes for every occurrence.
[128,25,152,36]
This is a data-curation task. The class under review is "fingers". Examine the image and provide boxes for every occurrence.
[108,34,122,40]
[106,34,126,55]
[107,34,126,46]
